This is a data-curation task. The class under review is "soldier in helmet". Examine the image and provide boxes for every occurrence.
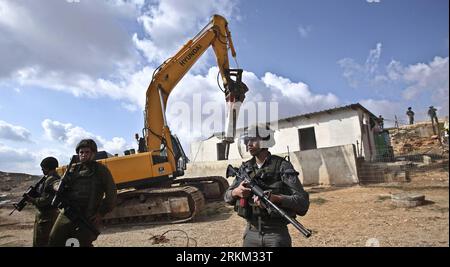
[428,106,439,134]
[378,115,384,130]
[224,124,309,247]
[406,107,415,125]
[24,157,60,246]
[48,139,117,247]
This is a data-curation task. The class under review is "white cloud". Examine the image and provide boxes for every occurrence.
[166,67,227,151]
[338,43,383,88]
[338,43,449,116]
[0,0,248,127]
[0,142,36,173]
[260,72,340,116]
[4,0,241,111]
[13,65,154,110]
[0,0,245,161]
[386,60,404,81]
[133,0,239,66]
[385,57,449,116]
[0,143,33,162]
[165,67,341,155]
[121,102,139,112]
[298,25,312,38]
[0,0,138,79]
[103,137,128,154]
[366,43,382,74]
[0,0,343,168]
[42,119,132,155]
[0,141,75,175]
[401,57,449,103]
[0,120,32,142]
[167,67,341,127]
[0,117,132,174]
[359,99,401,127]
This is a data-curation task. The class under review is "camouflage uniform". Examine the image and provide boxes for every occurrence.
[30,173,60,247]
[224,153,309,247]
[48,161,117,247]
[406,109,415,125]
[428,106,439,134]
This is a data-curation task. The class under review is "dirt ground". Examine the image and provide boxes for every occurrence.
[0,168,448,247]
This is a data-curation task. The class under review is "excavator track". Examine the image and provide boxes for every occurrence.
[101,176,228,226]
[102,186,205,226]
[172,176,229,201]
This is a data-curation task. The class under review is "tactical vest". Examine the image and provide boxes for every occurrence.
[64,162,104,217]
[234,155,293,221]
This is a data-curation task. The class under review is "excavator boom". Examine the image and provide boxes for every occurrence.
[143,14,247,170]
[97,14,248,225]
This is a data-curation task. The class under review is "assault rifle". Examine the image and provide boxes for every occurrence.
[51,156,100,237]
[226,164,312,238]
[9,176,47,215]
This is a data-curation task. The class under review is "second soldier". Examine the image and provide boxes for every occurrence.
[25,157,60,247]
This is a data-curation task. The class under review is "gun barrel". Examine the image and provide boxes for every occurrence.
[52,155,76,207]
[256,190,311,238]
[263,198,312,238]
[9,207,17,216]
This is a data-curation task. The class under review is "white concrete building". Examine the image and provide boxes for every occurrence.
[191,103,382,163]
[185,103,383,186]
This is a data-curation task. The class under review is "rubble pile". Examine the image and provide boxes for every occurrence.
[388,121,446,156]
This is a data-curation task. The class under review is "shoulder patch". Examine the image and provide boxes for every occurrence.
[280,161,299,175]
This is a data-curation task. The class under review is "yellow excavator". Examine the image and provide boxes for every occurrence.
[59,14,248,225]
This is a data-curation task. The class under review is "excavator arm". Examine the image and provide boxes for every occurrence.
[142,14,248,170]
[58,15,249,225]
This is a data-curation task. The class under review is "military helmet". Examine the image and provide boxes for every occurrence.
[241,123,276,148]
[40,156,58,170]
[76,139,98,154]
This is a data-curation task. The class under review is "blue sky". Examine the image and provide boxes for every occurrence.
[0,0,448,174]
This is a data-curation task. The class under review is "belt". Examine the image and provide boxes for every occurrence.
[247,218,288,233]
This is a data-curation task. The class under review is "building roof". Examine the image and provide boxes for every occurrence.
[208,103,380,140]
[278,103,380,123]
